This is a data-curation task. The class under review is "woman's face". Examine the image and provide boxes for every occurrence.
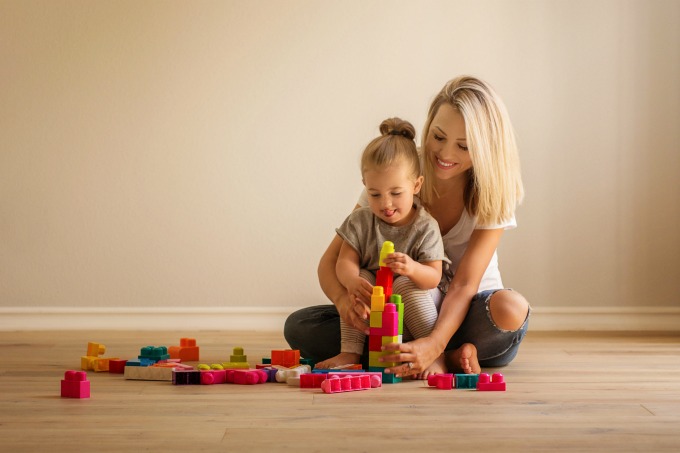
[424,103,472,182]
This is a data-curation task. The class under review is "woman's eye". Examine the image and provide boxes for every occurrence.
[369,194,380,198]
[433,134,444,141]
[391,192,402,197]
[458,144,468,151]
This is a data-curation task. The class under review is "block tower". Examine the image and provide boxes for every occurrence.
[368,242,404,383]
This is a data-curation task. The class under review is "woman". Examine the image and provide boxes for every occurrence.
[284,76,530,378]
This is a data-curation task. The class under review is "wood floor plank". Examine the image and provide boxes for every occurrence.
[0,330,679,452]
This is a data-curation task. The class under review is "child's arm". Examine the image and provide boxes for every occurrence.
[336,241,373,312]
[382,253,442,290]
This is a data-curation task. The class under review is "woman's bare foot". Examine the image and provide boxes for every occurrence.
[314,352,361,370]
[445,343,481,374]
[413,354,447,380]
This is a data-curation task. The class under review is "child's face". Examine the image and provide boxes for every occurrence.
[363,160,423,227]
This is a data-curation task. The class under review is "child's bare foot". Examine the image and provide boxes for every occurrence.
[413,354,447,380]
[314,352,361,370]
[445,343,481,374]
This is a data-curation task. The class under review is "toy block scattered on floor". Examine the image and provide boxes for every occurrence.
[221,361,250,369]
[87,342,106,357]
[454,374,479,389]
[81,342,118,372]
[109,359,128,374]
[172,370,202,385]
[427,373,454,390]
[168,338,199,362]
[138,346,170,363]
[200,369,227,385]
[230,347,247,363]
[329,371,382,386]
[271,349,300,368]
[230,369,268,385]
[476,373,506,391]
[320,374,381,394]
[275,365,311,383]
[300,373,328,388]
[61,370,90,398]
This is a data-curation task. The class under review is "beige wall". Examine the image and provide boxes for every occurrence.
[1,0,679,311]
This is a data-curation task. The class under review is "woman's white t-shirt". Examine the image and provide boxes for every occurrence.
[357,191,516,293]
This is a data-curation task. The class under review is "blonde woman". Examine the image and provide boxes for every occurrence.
[285,76,530,377]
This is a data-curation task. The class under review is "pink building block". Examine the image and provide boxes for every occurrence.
[369,303,398,336]
[329,371,382,387]
[231,369,268,385]
[201,369,227,385]
[427,373,454,390]
[476,373,506,391]
[61,370,90,398]
[320,374,381,394]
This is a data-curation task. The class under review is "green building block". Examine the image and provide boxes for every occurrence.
[454,373,479,389]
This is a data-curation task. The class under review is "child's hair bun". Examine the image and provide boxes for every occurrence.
[379,118,416,141]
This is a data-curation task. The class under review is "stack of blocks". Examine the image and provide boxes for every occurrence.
[81,342,119,372]
[368,242,404,384]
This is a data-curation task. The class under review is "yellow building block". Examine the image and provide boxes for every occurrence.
[370,311,382,328]
[371,286,385,312]
[368,350,399,368]
[379,241,395,267]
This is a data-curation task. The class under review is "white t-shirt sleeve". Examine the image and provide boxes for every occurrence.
[475,215,517,230]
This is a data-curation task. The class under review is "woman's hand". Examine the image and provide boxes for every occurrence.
[380,336,444,377]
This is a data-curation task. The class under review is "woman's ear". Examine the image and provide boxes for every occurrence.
[413,176,424,194]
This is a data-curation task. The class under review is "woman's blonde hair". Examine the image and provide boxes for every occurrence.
[361,118,420,180]
[420,76,524,226]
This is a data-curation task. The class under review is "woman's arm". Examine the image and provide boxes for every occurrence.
[382,228,504,374]
[317,206,371,334]
[429,228,503,349]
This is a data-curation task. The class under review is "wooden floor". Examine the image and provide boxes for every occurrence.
[1,330,679,452]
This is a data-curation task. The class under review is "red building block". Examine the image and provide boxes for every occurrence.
[476,373,506,391]
[271,349,300,367]
[300,373,328,388]
[108,359,128,374]
[61,370,90,398]
[427,373,454,390]
[368,335,383,352]
[376,267,393,300]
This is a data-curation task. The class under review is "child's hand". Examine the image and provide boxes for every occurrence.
[382,252,417,278]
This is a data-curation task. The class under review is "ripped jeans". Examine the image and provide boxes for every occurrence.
[283,288,530,368]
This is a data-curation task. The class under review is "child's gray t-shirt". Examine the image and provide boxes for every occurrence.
[335,199,450,272]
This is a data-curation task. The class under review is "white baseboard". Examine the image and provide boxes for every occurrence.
[1,306,679,332]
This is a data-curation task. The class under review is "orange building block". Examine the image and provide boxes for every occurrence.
[168,338,199,362]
